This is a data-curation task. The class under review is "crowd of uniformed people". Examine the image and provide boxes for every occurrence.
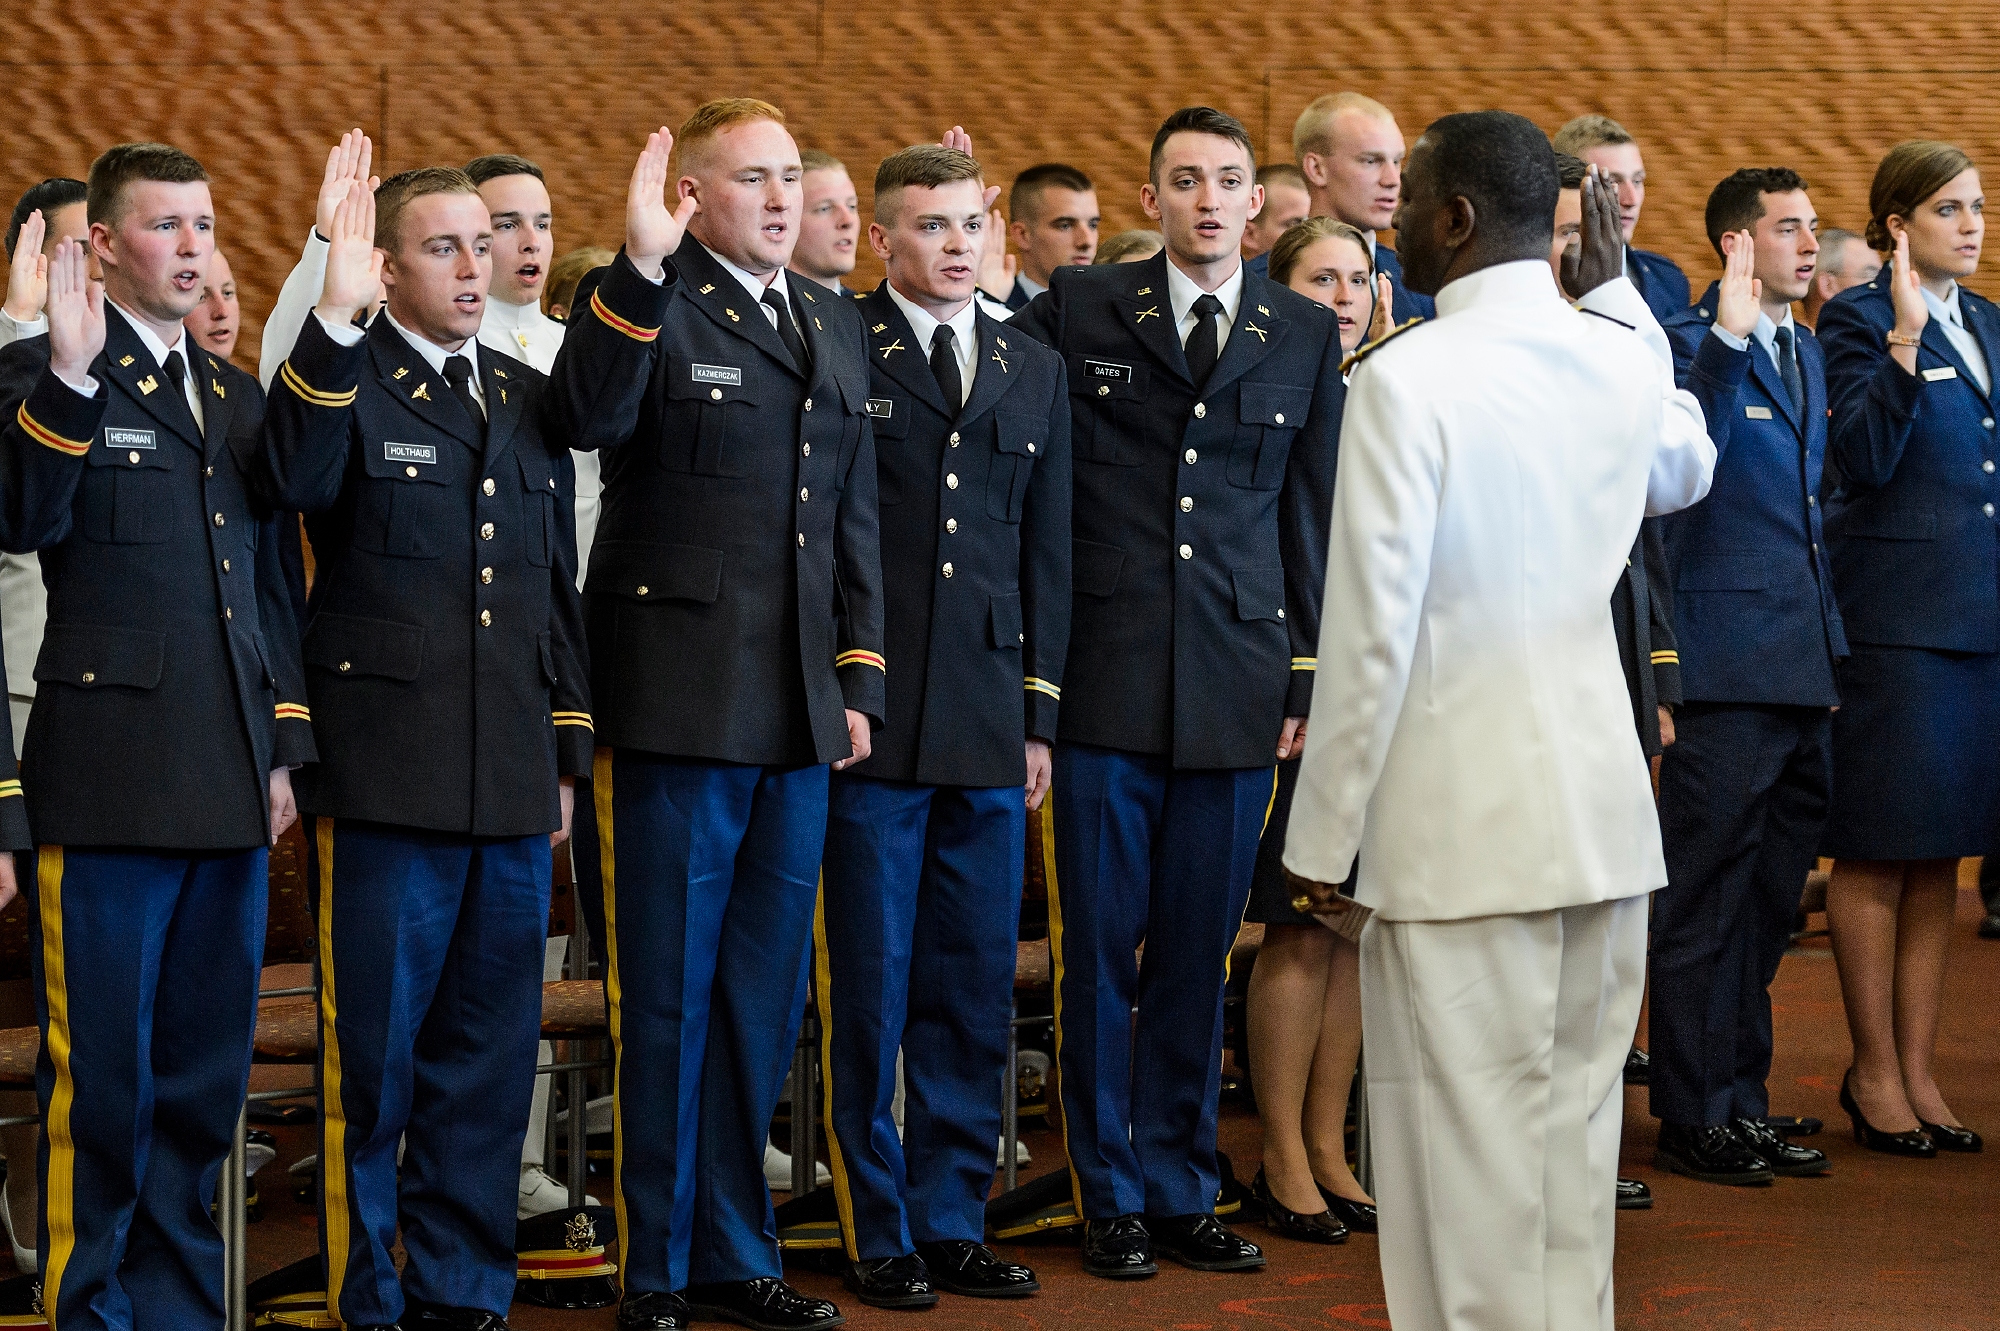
[0,87,1986,1331]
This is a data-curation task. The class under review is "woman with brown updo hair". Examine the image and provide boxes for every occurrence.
[1816,140,1991,1156]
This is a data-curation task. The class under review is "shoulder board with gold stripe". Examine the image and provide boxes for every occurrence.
[1340,316,1424,376]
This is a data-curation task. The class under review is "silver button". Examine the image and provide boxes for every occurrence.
[804,398,813,412]
[481,567,493,584]
[1985,418,1995,429]
[213,512,225,527]
[128,450,140,464]
[480,522,495,539]
[1180,496,1193,512]
[798,532,805,547]
[407,465,419,478]
[1812,542,1819,553]
[1986,503,1995,518]
[1808,495,1817,505]
[941,562,954,578]
[1986,461,1997,474]
[483,477,496,495]
[946,474,959,490]
[1184,449,1197,464]
[480,609,492,626]
[710,387,723,400]
[800,487,809,502]
[1027,442,1036,453]
[636,585,649,596]
[1274,412,1285,425]
[949,431,960,447]
[1178,543,1193,559]
[802,442,811,457]
[1193,402,1206,419]
[945,518,958,534]
[1097,384,1110,397]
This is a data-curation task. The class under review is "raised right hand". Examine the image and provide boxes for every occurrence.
[976,208,1016,299]
[46,238,104,386]
[313,182,382,327]
[1887,229,1928,345]
[316,129,377,240]
[626,127,699,279]
[3,209,47,321]
[1715,229,1761,339]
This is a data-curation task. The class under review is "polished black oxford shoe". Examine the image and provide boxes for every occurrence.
[913,1240,1039,1297]
[1151,1213,1266,1271]
[1615,1177,1652,1210]
[616,1290,692,1329]
[1653,1122,1774,1186]
[1081,1214,1157,1279]
[683,1278,844,1330]
[841,1254,937,1310]
[1732,1117,1831,1176]
[1623,1047,1650,1085]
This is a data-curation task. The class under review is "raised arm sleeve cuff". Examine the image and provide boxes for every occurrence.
[590,251,676,343]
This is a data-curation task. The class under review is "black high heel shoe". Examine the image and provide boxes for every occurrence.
[1314,1182,1379,1233]
[1918,1120,1983,1153]
[1251,1169,1348,1244]
[1840,1071,1936,1158]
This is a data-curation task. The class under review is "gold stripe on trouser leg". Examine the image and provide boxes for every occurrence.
[1035,794,1087,1218]
[1225,766,1282,985]
[592,747,630,1268]
[809,879,859,1259]
[36,847,76,1326]
[314,818,352,1323]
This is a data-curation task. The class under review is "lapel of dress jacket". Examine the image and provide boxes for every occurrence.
[1916,308,1990,409]
[368,317,482,450]
[1961,289,2000,410]
[189,348,236,467]
[793,278,843,404]
[1798,325,1827,442]
[100,312,203,453]
[960,308,1027,425]
[1111,252,1192,387]
[861,286,951,417]
[482,355,525,459]
[1744,327,1803,435]
[1200,267,1288,398]
[673,240,807,382]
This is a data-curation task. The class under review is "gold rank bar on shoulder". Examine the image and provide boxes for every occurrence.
[1340,316,1425,376]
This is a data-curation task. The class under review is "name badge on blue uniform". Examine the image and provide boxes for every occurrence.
[1922,366,1958,382]
[692,363,743,386]
[1083,359,1132,383]
[386,442,437,465]
[865,398,893,419]
[1745,406,1773,420]
[105,426,156,450]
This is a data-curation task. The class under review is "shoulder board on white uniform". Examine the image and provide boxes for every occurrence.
[1340,317,1424,375]
[1579,307,1636,331]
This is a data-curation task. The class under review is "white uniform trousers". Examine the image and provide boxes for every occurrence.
[1360,894,1647,1331]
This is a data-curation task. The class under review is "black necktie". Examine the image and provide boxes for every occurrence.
[443,354,485,443]
[930,325,963,415]
[762,287,809,373]
[1773,325,1804,419]
[1185,293,1224,388]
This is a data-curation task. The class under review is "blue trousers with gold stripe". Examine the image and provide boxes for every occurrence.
[29,844,267,1331]
[594,749,826,1293]
[817,776,1023,1259]
[1049,743,1271,1219]
[309,818,550,1325]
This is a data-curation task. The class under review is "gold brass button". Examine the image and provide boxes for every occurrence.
[798,532,806,546]
[480,567,493,584]
[1178,544,1193,559]
[1180,496,1193,512]
[946,473,959,490]
[221,559,231,572]
[802,442,811,457]
[637,585,650,596]
[1097,384,1110,397]
[1027,442,1035,453]
[1193,402,1206,419]
[481,522,495,539]
[804,398,814,412]
[224,607,233,619]
[1278,607,1286,619]
[128,450,140,464]
[80,671,94,683]
[480,609,492,626]
[949,431,960,447]
[406,465,419,478]
[945,518,958,534]
[1184,449,1197,464]
[710,387,723,401]
[549,477,556,488]
[800,487,809,502]
[483,477,496,495]
[213,512,225,527]
[1275,412,1285,425]
[203,466,214,477]
[338,661,352,673]
[942,562,954,578]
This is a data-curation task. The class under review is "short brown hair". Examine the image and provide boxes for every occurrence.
[1267,216,1372,287]
[1094,229,1163,264]
[800,148,847,175]
[545,245,615,318]
[674,98,787,176]
[1257,163,1309,192]
[1009,163,1094,224]
[374,166,481,254]
[873,145,983,224]
[1150,106,1256,184]
[464,153,545,187]
[87,142,209,228]
[1552,115,1635,157]
[1866,140,1976,251]
[1293,92,1396,162]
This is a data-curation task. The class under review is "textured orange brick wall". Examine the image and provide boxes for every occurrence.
[3,0,1992,370]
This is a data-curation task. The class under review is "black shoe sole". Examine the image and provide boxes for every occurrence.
[1652,1150,1773,1187]
[929,1277,1040,1299]
[1760,1158,1833,1177]
[685,1304,847,1331]
[1157,1246,1267,1272]
[850,1290,939,1311]
[1081,1259,1157,1280]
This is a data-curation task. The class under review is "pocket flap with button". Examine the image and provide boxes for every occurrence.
[995,413,1046,456]
[585,540,725,604]
[1073,539,1126,598]
[303,614,425,681]
[1238,381,1311,428]
[1231,566,1286,621]
[34,622,165,689]
[1677,555,1773,591]
[517,449,559,496]
[836,369,871,415]
[989,591,1024,649]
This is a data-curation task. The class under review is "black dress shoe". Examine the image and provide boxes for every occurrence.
[1919,1120,1983,1153]
[1250,1169,1346,1244]
[1615,1177,1652,1209]
[404,1302,511,1330]
[1623,1047,1650,1085]
[617,1290,693,1330]
[841,1254,937,1310]
[1731,1117,1831,1176]
[1312,1182,1378,1234]
[1653,1122,1774,1186]
[1760,1114,1822,1138]
[683,1278,844,1330]
[1081,1214,1157,1279]
[1979,911,2000,939]
[913,1240,1038,1298]
[1839,1071,1936,1158]
[1151,1213,1266,1271]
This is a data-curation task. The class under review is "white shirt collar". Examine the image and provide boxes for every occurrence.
[701,241,789,307]
[107,298,191,369]
[1751,304,1796,356]
[478,294,564,373]
[884,282,979,403]
[1165,255,1245,330]
[384,308,482,405]
[1923,281,1966,328]
[1433,259,1570,319]
[1015,272,1048,301]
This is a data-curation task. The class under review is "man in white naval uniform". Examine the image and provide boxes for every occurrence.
[1283,112,1714,1331]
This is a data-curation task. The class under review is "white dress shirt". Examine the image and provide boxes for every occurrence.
[883,283,978,405]
[107,300,204,433]
[1924,282,1991,396]
[1165,256,1244,361]
[313,308,484,417]
[0,308,46,350]
[479,294,565,375]
[700,242,802,339]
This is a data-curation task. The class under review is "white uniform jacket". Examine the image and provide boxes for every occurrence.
[1283,262,1715,921]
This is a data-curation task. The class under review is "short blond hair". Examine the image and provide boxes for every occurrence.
[1293,92,1395,162]
[1552,115,1635,156]
[674,98,787,176]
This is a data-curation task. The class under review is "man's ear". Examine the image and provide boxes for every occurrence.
[1299,152,1329,190]
[1444,194,1478,249]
